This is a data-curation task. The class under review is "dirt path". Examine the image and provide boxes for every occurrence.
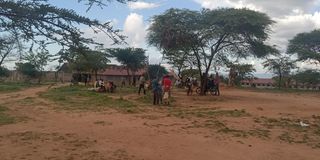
[0,86,319,160]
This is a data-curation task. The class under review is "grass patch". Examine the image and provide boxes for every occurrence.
[255,116,320,148]
[169,108,250,119]
[0,82,41,93]
[0,105,15,125]
[40,86,138,113]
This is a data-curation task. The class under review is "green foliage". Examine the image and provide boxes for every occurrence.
[181,69,200,79]
[108,47,146,84]
[15,62,39,79]
[263,56,296,88]
[147,64,168,80]
[293,70,320,84]
[148,8,275,94]
[40,86,137,112]
[0,0,129,52]
[0,36,17,66]
[0,66,10,77]
[58,46,110,74]
[288,30,320,64]
[23,51,52,72]
[0,105,15,125]
[0,82,39,92]
[227,63,256,86]
[108,48,146,72]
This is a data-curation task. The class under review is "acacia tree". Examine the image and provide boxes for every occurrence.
[58,46,110,81]
[0,0,134,53]
[226,63,256,86]
[147,64,168,80]
[0,36,18,66]
[15,62,39,81]
[148,8,276,94]
[293,70,320,85]
[108,48,147,85]
[287,30,320,64]
[23,50,52,83]
[164,49,196,79]
[263,56,296,89]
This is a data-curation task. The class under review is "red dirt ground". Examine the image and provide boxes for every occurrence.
[0,85,319,160]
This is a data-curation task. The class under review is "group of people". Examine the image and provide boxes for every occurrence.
[95,79,116,93]
[152,75,172,105]
[185,72,220,96]
[137,75,172,105]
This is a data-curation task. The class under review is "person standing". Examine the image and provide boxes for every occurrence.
[151,78,161,105]
[186,77,193,96]
[162,75,172,98]
[214,72,220,96]
[138,76,146,95]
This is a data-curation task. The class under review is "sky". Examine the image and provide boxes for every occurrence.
[4,0,320,77]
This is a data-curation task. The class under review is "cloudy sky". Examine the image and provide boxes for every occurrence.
[6,0,320,76]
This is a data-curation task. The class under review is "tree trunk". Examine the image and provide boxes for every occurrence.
[278,72,282,89]
[132,70,136,86]
[126,68,131,85]
[200,72,208,95]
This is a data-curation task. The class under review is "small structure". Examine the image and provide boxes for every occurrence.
[95,65,146,85]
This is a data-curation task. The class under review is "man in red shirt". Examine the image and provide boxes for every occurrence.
[162,75,172,100]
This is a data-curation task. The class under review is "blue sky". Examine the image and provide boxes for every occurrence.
[4,0,320,77]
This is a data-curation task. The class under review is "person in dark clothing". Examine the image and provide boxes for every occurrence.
[186,77,193,96]
[151,78,162,105]
[215,72,220,96]
[138,76,146,95]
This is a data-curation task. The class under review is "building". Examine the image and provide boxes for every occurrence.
[95,65,146,85]
[241,78,320,90]
[241,78,275,89]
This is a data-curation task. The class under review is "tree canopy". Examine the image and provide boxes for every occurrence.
[108,47,146,84]
[263,56,296,89]
[148,8,276,93]
[287,29,320,64]
[0,36,18,66]
[0,66,10,77]
[16,62,39,79]
[146,64,168,80]
[58,46,109,78]
[293,70,320,85]
[0,0,134,51]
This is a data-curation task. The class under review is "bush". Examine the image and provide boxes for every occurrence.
[0,66,10,77]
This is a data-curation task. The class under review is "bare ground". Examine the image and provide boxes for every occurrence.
[0,85,319,160]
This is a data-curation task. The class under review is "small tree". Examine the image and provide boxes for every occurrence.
[23,51,52,83]
[108,48,147,85]
[288,30,320,64]
[16,62,39,81]
[227,63,256,86]
[147,65,168,80]
[165,50,195,79]
[293,70,320,85]
[57,46,110,81]
[0,66,10,78]
[0,36,18,67]
[263,56,296,89]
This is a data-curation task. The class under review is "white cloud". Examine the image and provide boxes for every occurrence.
[128,1,160,10]
[269,12,320,51]
[194,0,320,17]
[123,13,148,48]
[194,0,320,72]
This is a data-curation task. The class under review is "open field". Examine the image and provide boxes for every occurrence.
[0,84,319,160]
